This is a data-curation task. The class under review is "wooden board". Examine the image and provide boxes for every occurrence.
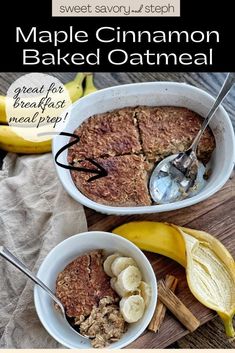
[86,174,235,348]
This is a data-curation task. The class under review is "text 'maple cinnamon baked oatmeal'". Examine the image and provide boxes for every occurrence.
[68,106,216,206]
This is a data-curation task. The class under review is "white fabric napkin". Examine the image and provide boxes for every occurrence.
[0,153,87,348]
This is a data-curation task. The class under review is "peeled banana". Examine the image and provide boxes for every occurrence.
[120,295,145,323]
[0,125,51,154]
[113,221,235,337]
[177,225,235,338]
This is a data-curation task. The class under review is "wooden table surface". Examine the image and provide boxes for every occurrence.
[0,72,234,348]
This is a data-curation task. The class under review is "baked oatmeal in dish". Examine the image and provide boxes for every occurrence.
[67,106,216,206]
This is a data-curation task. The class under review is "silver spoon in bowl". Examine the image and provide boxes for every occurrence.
[149,72,235,204]
[0,246,89,339]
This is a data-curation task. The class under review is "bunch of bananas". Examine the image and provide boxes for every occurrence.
[0,73,97,154]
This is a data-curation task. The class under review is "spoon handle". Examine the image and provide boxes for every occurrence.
[191,72,235,152]
[0,246,63,310]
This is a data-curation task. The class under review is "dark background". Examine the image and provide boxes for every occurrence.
[0,0,234,71]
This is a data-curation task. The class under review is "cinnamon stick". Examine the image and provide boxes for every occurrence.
[148,275,178,332]
[158,280,200,332]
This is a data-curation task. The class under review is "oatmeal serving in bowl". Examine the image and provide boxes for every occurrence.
[56,250,124,348]
[56,249,152,348]
[34,231,157,349]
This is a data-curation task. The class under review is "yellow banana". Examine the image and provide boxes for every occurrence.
[0,125,51,154]
[74,72,87,83]
[0,73,91,154]
[113,222,186,267]
[177,225,235,338]
[113,221,235,337]
[0,73,87,125]
[0,95,7,124]
[65,72,85,102]
[83,73,98,96]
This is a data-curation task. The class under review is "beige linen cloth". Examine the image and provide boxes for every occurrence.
[0,153,87,348]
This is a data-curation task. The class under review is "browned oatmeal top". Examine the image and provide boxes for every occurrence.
[68,108,141,162]
[56,250,118,319]
[137,106,215,163]
[71,155,152,206]
[67,106,215,206]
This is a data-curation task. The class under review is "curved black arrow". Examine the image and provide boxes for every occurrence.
[54,132,108,182]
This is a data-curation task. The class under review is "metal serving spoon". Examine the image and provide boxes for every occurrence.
[0,246,88,339]
[149,72,235,204]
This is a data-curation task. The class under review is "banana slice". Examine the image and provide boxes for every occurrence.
[112,278,141,298]
[110,277,117,291]
[111,278,129,297]
[111,256,137,276]
[120,295,145,323]
[116,265,142,293]
[138,281,152,306]
[103,253,121,277]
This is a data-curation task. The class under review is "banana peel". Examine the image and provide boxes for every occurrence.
[177,225,235,337]
[113,221,235,337]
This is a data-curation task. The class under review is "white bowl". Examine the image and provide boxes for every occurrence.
[34,231,157,349]
[52,82,235,215]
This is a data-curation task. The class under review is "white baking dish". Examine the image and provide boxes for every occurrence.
[52,82,235,215]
